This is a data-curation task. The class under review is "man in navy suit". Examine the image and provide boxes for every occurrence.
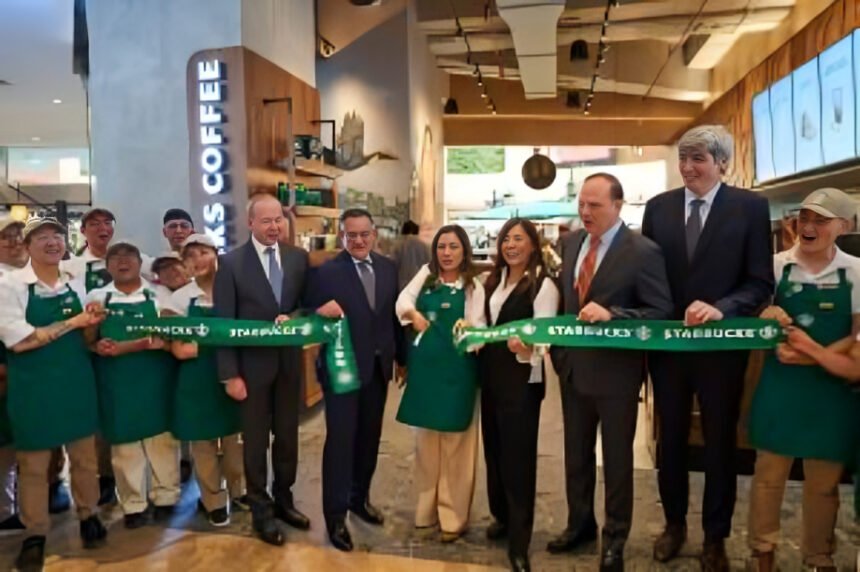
[309,208,406,551]
[641,125,774,571]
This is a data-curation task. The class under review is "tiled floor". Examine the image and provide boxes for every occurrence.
[1,363,858,571]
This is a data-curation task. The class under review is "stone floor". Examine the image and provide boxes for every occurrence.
[1,370,858,571]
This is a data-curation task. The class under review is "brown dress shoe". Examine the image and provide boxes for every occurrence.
[701,540,730,572]
[748,551,777,572]
[653,523,686,562]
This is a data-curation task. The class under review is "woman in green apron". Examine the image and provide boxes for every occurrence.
[169,234,244,527]
[0,217,107,570]
[747,188,860,571]
[88,241,179,529]
[395,224,485,542]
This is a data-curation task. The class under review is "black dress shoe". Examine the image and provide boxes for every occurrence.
[153,504,176,523]
[327,520,353,552]
[80,515,107,549]
[700,540,729,572]
[124,512,148,529]
[253,517,286,547]
[48,481,71,514]
[509,553,530,572]
[600,548,624,572]
[275,504,311,530]
[98,476,116,506]
[350,500,384,526]
[486,520,508,540]
[546,524,598,554]
[653,523,686,563]
[16,535,46,572]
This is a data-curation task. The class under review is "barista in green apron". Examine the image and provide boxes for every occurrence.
[169,234,244,527]
[0,217,107,571]
[395,225,485,542]
[88,240,180,529]
[747,188,860,572]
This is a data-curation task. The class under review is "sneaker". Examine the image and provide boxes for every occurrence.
[231,495,250,512]
[79,515,107,549]
[124,512,148,529]
[0,513,25,535]
[15,535,46,572]
[208,507,230,527]
[48,481,71,514]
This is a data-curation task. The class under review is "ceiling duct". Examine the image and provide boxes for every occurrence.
[495,0,564,99]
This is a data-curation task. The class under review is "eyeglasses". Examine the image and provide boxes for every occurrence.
[345,231,373,242]
[165,221,193,231]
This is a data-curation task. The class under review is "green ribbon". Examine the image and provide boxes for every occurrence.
[455,316,784,352]
[101,315,360,394]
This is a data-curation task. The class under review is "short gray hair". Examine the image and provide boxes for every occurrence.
[678,124,734,167]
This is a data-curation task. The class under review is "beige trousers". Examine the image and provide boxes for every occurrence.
[17,436,98,535]
[191,434,245,512]
[112,432,180,515]
[749,450,844,567]
[414,413,479,534]
[0,446,16,520]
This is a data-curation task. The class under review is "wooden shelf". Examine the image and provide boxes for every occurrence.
[295,158,345,179]
[295,205,340,218]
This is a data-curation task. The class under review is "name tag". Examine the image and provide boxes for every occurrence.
[440,302,451,309]
[819,302,835,310]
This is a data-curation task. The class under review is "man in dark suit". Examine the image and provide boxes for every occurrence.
[308,208,405,552]
[641,125,773,571]
[548,173,673,571]
[214,193,327,546]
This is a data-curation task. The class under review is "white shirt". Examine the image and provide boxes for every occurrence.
[86,279,162,314]
[574,219,623,280]
[396,264,486,329]
[487,267,560,382]
[62,247,156,283]
[0,262,25,278]
[774,245,860,314]
[684,180,721,226]
[0,262,87,347]
[164,280,211,317]
[252,236,281,280]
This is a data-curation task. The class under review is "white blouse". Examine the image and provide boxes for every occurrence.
[396,264,487,329]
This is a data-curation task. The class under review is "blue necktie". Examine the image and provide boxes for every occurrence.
[266,247,283,303]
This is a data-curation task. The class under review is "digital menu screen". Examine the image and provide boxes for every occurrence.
[752,89,776,182]
[770,75,795,178]
[792,58,824,172]
[820,35,855,164]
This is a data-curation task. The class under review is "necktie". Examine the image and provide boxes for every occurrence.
[575,237,601,306]
[686,199,705,261]
[266,247,283,303]
[357,260,376,310]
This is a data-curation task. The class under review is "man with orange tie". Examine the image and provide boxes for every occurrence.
[548,173,672,572]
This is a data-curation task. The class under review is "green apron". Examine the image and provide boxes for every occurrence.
[6,283,99,451]
[0,344,13,447]
[96,290,176,444]
[172,298,241,441]
[85,260,111,293]
[396,283,478,432]
[749,264,860,464]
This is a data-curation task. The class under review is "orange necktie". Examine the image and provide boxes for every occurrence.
[575,237,601,306]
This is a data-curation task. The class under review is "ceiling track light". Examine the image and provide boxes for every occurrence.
[477,74,484,87]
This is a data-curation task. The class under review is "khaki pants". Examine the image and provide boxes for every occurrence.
[112,432,180,515]
[749,450,843,567]
[0,446,16,520]
[414,413,479,534]
[17,436,98,535]
[191,434,245,512]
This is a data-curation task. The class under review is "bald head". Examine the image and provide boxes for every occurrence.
[247,194,284,246]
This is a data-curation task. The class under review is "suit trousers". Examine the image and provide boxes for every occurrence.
[650,351,746,540]
[560,378,639,549]
[481,383,542,557]
[17,436,98,535]
[241,366,300,515]
[322,361,387,524]
[191,434,245,512]
[748,450,843,567]
[0,446,16,520]
[112,432,180,515]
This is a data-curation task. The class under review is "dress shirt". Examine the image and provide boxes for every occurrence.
[684,180,722,226]
[396,263,486,329]
[574,218,623,280]
[774,245,860,314]
[251,236,281,280]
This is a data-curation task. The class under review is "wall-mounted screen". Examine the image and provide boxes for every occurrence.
[752,90,776,182]
[793,58,824,172]
[770,75,795,178]
[820,35,855,165]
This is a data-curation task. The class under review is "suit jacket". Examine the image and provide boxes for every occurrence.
[550,223,673,397]
[641,183,774,320]
[213,240,309,383]
[308,250,405,390]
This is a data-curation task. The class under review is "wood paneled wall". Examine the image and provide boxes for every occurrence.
[695,0,860,188]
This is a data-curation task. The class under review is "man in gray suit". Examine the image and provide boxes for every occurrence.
[214,194,336,546]
[548,173,673,571]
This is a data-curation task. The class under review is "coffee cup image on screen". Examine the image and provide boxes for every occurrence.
[831,87,844,131]
[801,110,818,140]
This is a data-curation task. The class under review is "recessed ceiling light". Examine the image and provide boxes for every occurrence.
[52,99,62,104]
[31,137,41,142]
